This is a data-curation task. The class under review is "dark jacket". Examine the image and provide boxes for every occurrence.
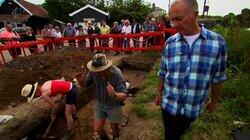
[131,23,141,33]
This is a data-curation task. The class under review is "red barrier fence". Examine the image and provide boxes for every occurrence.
[0,28,177,64]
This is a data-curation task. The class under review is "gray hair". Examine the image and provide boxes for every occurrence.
[172,0,198,12]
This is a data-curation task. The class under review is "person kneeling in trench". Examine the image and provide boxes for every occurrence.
[75,53,127,140]
[21,79,78,139]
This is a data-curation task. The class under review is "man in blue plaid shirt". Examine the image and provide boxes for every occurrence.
[155,0,227,139]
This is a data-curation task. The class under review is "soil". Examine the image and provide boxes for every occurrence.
[0,48,93,110]
[71,69,149,140]
[0,48,160,140]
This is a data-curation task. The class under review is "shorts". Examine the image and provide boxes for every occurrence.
[66,84,78,105]
[95,103,122,123]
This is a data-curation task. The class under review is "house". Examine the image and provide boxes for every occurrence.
[148,6,167,18]
[0,0,50,34]
[69,4,109,27]
[53,19,66,31]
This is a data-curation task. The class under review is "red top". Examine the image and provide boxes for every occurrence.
[50,80,72,97]
[157,22,166,32]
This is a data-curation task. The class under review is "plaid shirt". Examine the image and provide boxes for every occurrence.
[158,26,227,119]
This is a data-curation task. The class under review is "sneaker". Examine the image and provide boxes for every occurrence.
[62,130,73,140]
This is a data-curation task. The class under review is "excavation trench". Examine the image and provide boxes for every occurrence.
[24,55,155,140]
[0,49,155,140]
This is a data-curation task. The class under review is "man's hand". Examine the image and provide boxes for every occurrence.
[154,94,162,106]
[75,72,83,79]
[205,102,218,113]
[107,83,115,97]
[115,93,127,102]
[75,72,85,88]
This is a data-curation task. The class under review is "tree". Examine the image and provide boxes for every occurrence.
[222,13,240,27]
[42,0,152,25]
[107,0,152,24]
[240,8,250,27]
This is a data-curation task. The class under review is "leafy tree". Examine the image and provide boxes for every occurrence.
[108,0,152,24]
[42,0,152,24]
[222,13,240,27]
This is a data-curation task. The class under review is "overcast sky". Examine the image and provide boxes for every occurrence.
[27,0,250,16]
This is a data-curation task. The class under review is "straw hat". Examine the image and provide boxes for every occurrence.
[21,82,38,102]
[87,54,112,72]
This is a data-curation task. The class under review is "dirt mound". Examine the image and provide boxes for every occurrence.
[0,48,93,110]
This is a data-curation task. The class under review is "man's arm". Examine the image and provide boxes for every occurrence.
[75,73,85,88]
[206,81,224,112]
[107,71,127,102]
[75,71,93,89]
[41,90,58,120]
[155,78,164,106]
[211,82,224,104]
[158,78,164,95]
[206,36,227,112]
[41,90,57,109]
[107,83,127,102]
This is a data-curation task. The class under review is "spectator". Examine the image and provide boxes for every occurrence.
[143,17,151,32]
[41,25,53,51]
[155,0,227,139]
[22,27,37,54]
[142,17,151,47]
[87,21,95,51]
[52,26,62,49]
[48,24,56,38]
[63,23,76,47]
[48,24,56,49]
[118,19,124,48]
[76,25,87,49]
[0,24,21,59]
[148,18,158,46]
[156,18,166,46]
[94,23,100,35]
[100,21,110,47]
[111,21,120,47]
[118,19,124,33]
[122,19,131,48]
[131,19,141,47]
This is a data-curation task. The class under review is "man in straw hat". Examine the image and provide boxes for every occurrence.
[75,53,127,140]
[21,79,78,139]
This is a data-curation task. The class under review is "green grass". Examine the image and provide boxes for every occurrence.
[131,26,250,139]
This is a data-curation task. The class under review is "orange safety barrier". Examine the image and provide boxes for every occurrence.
[0,28,177,64]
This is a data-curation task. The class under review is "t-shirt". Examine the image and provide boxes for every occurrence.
[100,25,110,34]
[0,31,19,45]
[63,27,76,37]
[122,25,131,34]
[41,80,72,97]
[52,31,62,38]
[183,33,200,47]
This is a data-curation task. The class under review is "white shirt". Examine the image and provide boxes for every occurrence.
[183,33,200,47]
[122,25,131,34]
[53,31,62,38]
[76,29,87,35]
